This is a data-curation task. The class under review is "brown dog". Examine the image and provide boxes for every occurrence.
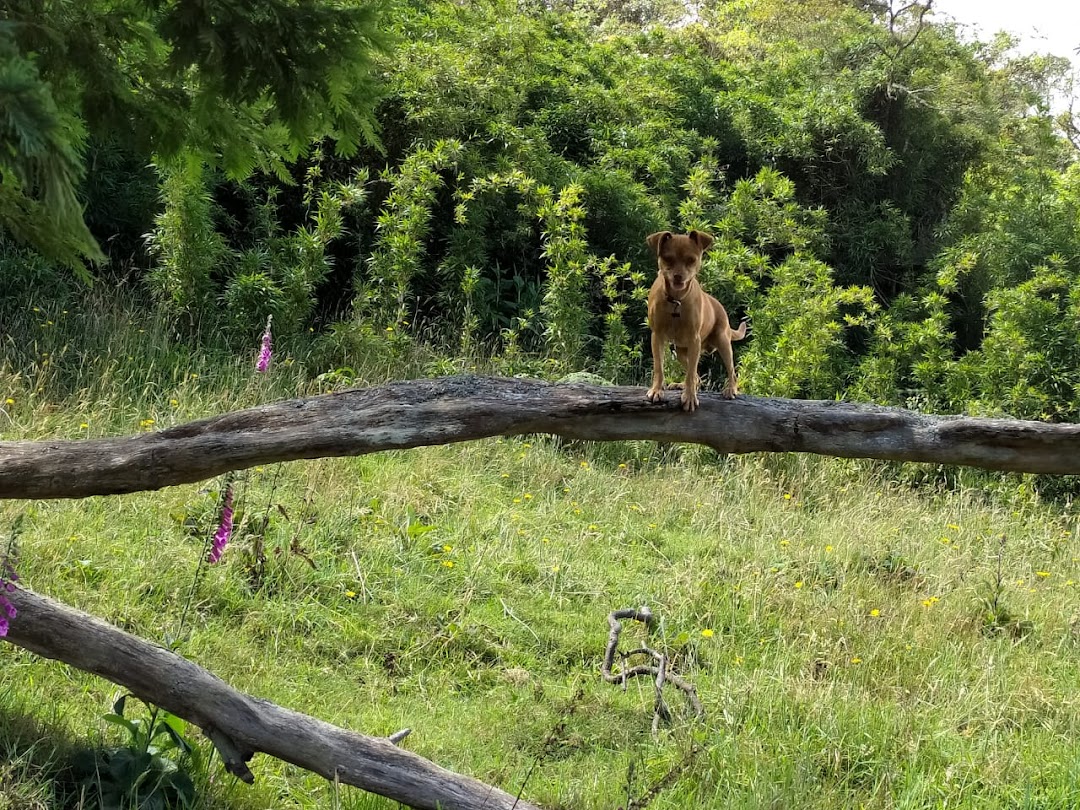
[645,230,748,411]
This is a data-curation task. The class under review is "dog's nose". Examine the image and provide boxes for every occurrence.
[673,275,684,285]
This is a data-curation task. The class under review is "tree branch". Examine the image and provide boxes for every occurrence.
[2,586,542,810]
[1,375,1078,500]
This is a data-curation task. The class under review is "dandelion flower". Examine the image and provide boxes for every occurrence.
[794,580,804,589]
[345,590,357,599]
[207,483,234,564]
[3,398,13,406]
[255,315,273,373]
[870,609,881,617]
[442,560,454,568]
[79,422,89,429]
[1036,571,1050,578]
[850,656,862,664]
[783,493,792,500]
[701,628,714,638]
[825,545,834,553]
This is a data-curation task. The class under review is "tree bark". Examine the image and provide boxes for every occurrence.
[3,586,541,810]
[1,375,1078,500]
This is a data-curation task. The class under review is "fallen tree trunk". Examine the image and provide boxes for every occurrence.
[3,586,541,810]
[1,375,1078,500]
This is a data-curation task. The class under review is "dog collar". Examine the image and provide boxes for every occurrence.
[665,294,682,318]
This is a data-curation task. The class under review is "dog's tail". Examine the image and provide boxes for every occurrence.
[730,316,751,342]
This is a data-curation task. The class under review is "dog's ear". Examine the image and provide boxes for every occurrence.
[646,231,672,254]
[688,230,715,253]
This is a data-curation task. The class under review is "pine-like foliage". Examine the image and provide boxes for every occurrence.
[0,0,389,272]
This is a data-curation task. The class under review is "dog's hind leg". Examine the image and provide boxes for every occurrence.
[717,335,738,399]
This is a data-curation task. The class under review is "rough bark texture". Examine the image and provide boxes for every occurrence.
[1,375,1078,500]
[3,587,541,810]
[4,374,1079,806]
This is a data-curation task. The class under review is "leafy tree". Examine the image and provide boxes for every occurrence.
[0,0,389,274]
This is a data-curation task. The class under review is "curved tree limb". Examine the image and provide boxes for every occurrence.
[2,586,541,810]
[1,375,1079,500]
[601,607,703,722]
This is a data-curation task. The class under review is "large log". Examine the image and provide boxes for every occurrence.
[1,375,1078,500]
[3,586,541,810]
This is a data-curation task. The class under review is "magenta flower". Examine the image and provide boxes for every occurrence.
[255,315,273,373]
[207,483,234,564]
[0,550,18,637]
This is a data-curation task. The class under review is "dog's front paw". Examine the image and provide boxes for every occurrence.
[720,384,738,400]
[646,386,665,403]
[680,389,699,411]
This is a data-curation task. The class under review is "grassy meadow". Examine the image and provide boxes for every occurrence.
[3,297,1080,810]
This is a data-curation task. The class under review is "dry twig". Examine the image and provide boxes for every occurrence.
[601,607,703,728]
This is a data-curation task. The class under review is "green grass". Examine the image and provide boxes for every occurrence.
[3,295,1080,809]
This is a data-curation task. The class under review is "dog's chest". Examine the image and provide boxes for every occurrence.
[649,284,705,343]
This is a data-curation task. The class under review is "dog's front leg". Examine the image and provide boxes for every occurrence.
[646,330,666,403]
[681,341,702,411]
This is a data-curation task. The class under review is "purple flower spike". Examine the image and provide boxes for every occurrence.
[208,483,235,564]
[0,551,17,637]
[255,315,273,373]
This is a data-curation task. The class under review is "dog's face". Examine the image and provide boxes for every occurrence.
[646,230,714,293]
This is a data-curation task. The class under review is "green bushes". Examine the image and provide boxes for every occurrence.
[5,0,1080,423]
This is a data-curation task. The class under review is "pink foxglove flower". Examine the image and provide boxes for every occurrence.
[0,549,18,637]
[255,315,273,373]
[208,483,234,564]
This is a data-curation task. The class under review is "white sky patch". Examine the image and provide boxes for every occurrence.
[931,0,1078,109]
